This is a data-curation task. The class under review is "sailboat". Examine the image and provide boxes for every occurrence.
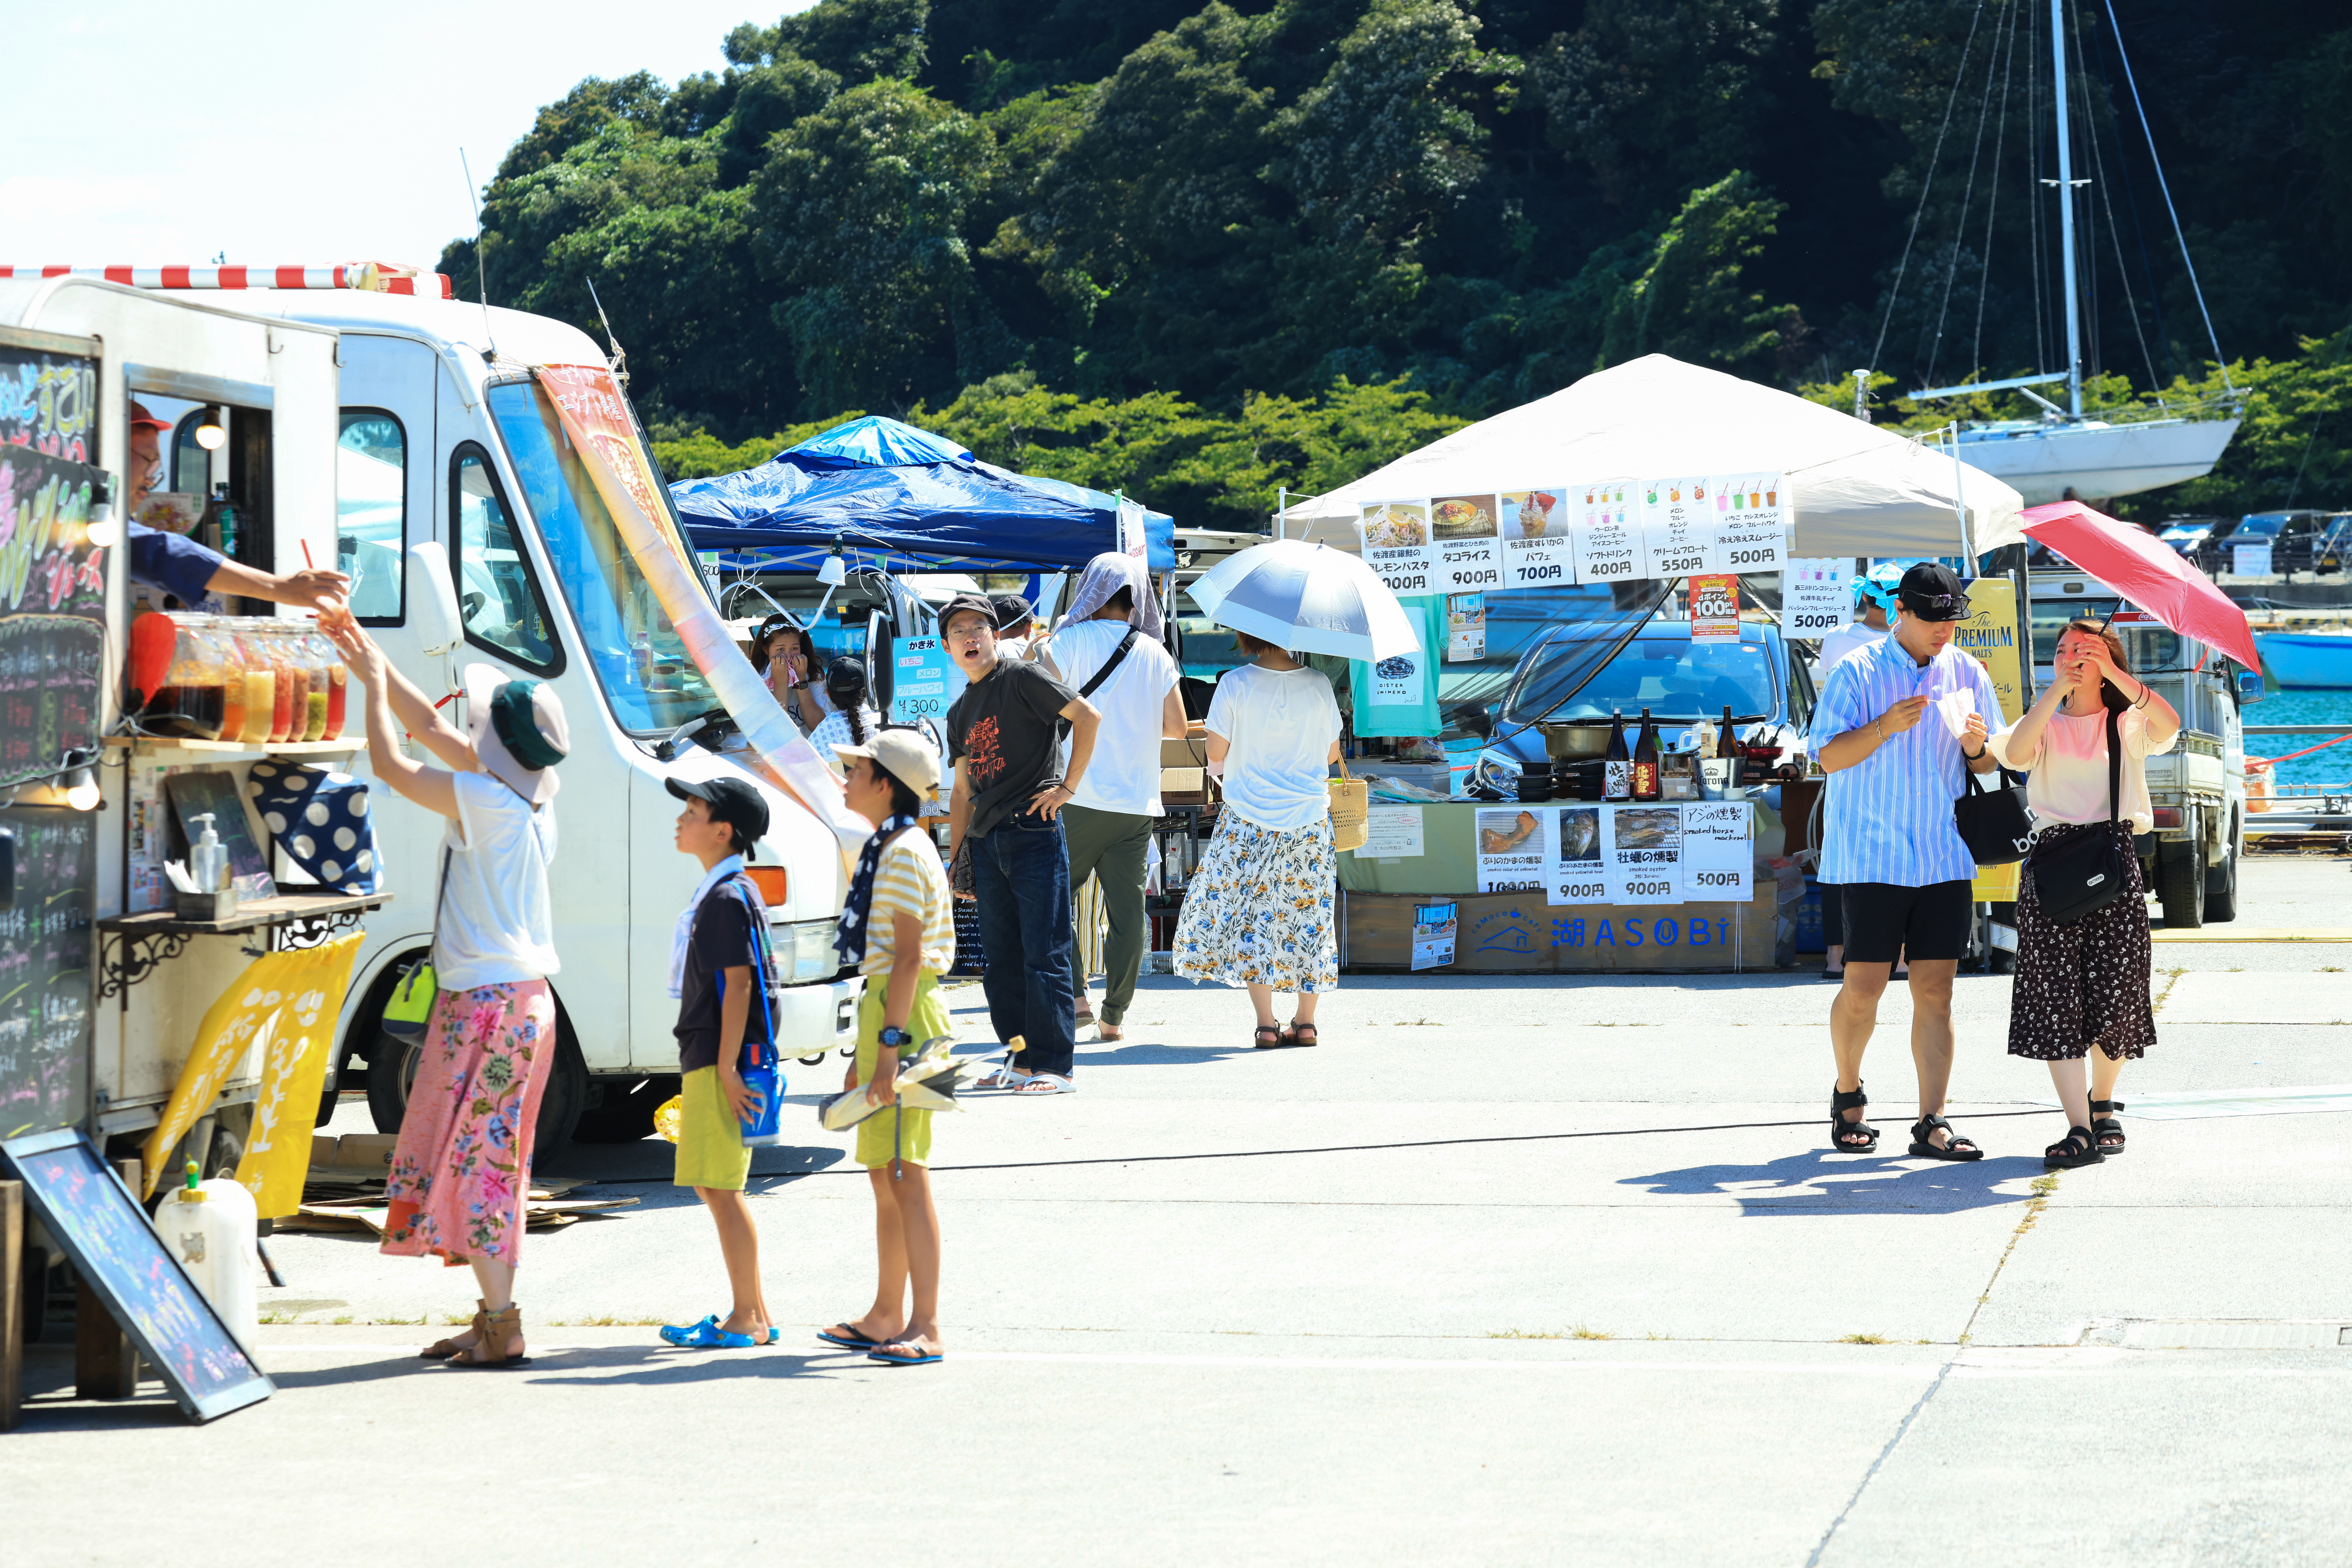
[1903,0,2239,505]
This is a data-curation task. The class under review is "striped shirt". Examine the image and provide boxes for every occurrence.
[1807,631,2003,887]
[863,831,955,978]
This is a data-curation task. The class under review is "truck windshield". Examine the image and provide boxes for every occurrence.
[487,380,716,734]
[1522,632,1781,723]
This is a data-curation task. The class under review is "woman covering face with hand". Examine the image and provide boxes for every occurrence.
[1986,620,2181,1169]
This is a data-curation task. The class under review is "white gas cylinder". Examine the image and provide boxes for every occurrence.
[152,1161,260,1349]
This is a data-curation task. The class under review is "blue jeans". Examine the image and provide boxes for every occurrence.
[972,813,1077,1078]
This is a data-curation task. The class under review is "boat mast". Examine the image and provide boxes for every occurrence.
[2049,0,2083,418]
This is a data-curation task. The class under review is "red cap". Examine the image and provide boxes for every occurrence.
[128,401,174,432]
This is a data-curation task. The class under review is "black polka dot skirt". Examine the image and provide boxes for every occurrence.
[2006,820,2156,1061]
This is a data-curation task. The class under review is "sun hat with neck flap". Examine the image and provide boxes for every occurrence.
[463,663,570,805]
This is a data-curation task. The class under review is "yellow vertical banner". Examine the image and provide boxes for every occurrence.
[1958,578,2026,901]
[234,935,365,1216]
[140,935,364,1206]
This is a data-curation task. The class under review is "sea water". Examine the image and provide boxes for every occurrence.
[2250,688,2352,793]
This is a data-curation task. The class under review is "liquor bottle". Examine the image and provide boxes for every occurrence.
[1603,709,1632,801]
[1718,706,1738,758]
[1632,708,1661,801]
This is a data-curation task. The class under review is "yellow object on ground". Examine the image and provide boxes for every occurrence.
[672,1067,754,1191]
[652,1094,684,1143]
[853,971,955,1170]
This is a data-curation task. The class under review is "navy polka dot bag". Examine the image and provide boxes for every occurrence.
[246,761,381,893]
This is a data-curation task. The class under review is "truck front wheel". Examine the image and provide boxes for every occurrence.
[2204,811,2241,923]
[2156,808,2206,929]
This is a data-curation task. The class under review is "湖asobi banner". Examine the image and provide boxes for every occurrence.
[1354,472,1786,592]
[538,364,869,863]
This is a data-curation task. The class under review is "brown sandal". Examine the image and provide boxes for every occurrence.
[420,1300,488,1359]
[1279,1020,1319,1048]
[449,1304,531,1368]
[1252,1025,1283,1050]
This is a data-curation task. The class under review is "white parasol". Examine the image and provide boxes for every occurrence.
[1187,539,1421,662]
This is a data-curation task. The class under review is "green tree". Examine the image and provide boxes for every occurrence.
[1599,171,1800,377]
[751,80,1002,413]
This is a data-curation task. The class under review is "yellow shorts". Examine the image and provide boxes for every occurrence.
[673,1066,754,1191]
[853,970,954,1170]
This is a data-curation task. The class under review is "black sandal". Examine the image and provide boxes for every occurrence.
[1829,1084,1877,1153]
[1280,1020,1319,1048]
[1252,1025,1283,1050]
[2044,1125,2105,1169]
[1907,1114,1985,1161]
[2090,1099,2126,1155]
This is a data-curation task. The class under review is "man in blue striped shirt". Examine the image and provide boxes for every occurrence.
[1809,564,2000,1161]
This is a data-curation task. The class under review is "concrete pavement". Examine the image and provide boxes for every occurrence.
[7,854,2352,1566]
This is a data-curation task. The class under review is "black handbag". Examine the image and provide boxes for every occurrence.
[2030,708,2131,927]
[1954,765,2035,866]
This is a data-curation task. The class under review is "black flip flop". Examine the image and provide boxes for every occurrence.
[818,1323,884,1350]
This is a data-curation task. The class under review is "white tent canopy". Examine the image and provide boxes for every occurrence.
[1281,354,2024,560]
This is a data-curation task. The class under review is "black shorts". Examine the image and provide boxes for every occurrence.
[1837,880,1974,964]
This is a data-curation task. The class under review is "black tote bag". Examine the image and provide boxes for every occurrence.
[2030,709,2132,927]
[1953,765,2035,866]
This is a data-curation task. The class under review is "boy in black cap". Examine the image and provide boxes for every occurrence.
[658,772,780,1349]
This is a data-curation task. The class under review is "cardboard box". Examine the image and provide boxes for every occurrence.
[335,1133,400,1170]
[1339,889,1776,972]
[1162,736,1210,768]
[310,1134,341,1168]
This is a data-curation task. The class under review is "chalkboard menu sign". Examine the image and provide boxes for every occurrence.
[1,342,109,792]
[1,1128,273,1423]
[0,807,94,1141]
[0,341,98,461]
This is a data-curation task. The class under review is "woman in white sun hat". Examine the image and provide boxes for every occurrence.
[322,616,567,1370]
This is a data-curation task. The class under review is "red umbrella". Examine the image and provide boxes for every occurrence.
[2020,500,2260,671]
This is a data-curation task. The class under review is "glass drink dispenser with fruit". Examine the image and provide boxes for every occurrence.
[127,611,345,743]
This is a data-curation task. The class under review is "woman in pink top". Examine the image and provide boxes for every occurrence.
[1987,620,2180,1169]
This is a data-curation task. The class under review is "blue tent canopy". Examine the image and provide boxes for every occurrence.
[669,414,1176,572]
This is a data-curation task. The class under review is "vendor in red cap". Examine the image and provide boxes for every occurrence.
[121,399,349,612]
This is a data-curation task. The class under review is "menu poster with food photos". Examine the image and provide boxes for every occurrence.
[1604,804,1684,905]
[1429,493,1502,594]
[1474,806,1546,894]
[1549,805,1605,907]
[1356,501,1434,595]
[1713,472,1786,573]
[1498,488,1575,587]
[1640,477,1719,578]
[1571,480,1641,585]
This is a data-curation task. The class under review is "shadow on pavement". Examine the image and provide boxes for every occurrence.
[1620,1150,2041,1215]
[521,1346,863,1386]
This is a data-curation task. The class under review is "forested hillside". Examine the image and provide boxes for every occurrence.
[445,0,2352,524]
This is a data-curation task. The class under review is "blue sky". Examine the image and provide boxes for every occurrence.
[4,2,812,275]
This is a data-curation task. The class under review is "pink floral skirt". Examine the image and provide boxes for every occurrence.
[381,978,556,1268]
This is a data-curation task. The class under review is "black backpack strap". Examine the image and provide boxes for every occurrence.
[1077,626,1141,700]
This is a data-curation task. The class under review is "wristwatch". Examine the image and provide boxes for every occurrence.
[877,1026,914,1049]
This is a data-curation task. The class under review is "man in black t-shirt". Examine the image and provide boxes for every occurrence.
[942,594,1101,1091]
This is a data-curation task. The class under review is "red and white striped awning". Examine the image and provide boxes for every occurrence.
[0,262,455,299]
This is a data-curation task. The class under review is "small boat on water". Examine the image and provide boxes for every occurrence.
[2256,631,2352,690]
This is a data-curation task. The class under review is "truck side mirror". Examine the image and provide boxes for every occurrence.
[2236,668,2265,706]
[409,541,465,657]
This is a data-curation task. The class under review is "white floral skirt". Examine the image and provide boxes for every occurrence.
[1173,813,1338,994]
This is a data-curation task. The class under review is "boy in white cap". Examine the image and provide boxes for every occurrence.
[817,728,958,1366]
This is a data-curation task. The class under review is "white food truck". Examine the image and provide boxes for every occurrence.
[0,268,858,1161]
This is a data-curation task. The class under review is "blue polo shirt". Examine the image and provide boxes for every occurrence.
[127,522,223,604]
[1807,629,2003,887]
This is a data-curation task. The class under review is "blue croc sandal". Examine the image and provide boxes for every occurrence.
[869,1342,942,1366]
[661,1315,761,1350]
